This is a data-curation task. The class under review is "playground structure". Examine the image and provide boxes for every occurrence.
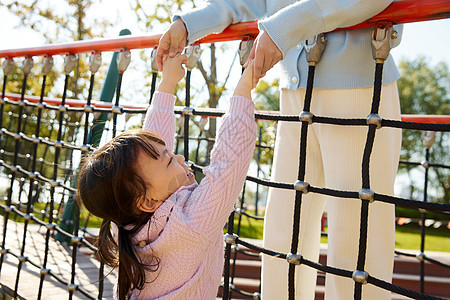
[0,0,449,299]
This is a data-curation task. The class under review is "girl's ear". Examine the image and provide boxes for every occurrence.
[137,196,163,213]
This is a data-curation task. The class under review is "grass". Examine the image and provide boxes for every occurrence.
[3,203,448,252]
[319,224,450,252]
[231,214,265,240]
[226,215,450,253]
[394,223,450,252]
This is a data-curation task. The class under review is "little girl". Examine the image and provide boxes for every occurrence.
[77,53,258,299]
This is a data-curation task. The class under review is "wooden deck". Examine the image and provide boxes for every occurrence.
[0,217,116,299]
[1,216,449,299]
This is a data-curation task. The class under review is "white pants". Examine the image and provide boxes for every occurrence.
[261,82,402,300]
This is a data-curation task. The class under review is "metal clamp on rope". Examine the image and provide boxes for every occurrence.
[422,131,436,149]
[235,207,243,217]
[286,253,302,265]
[111,106,124,114]
[359,188,374,203]
[89,51,102,74]
[50,180,60,188]
[224,233,238,245]
[117,49,131,73]
[253,292,261,300]
[28,171,38,179]
[71,236,83,245]
[54,141,64,149]
[184,45,201,71]
[0,248,9,255]
[42,55,54,76]
[416,252,425,262]
[421,160,430,169]
[182,106,194,116]
[40,268,51,276]
[83,104,94,113]
[36,102,46,110]
[33,136,43,145]
[23,56,34,76]
[294,180,309,194]
[18,100,27,107]
[68,284,79,293]
[18,255,28,263]
[150,47,158,73]
[2,58,15,76]
[238,37,254,67]
[305,33,327,66]
[80,144,91,153]
[45,223,57,230]
[366,113,382,129]
[352,270,369,284]
[14,132,24,140]
[64,54,77,75]
[371,22,397,63]
[10,166,19,175]
[299,111,314,124]
[24,213,33,221]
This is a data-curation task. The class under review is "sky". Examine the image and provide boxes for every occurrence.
[1,3,449,66]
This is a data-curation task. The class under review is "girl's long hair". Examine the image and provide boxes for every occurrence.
[77,129,164,299]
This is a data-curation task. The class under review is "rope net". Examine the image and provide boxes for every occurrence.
[0,3,449,300]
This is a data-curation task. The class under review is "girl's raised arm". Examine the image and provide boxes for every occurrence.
[142,92,177,152]
[179,62,258,241]
[142,54,187,151]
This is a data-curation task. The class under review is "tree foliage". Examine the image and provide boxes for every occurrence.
[397,57,449,203]
[0,0,113,203]
[2,0,112,99]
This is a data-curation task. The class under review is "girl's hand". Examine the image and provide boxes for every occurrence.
[233,60,258,99]
[157,19,188,71]
[157,54,188,93]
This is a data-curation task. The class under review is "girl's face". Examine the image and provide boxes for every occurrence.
[135,141,195,212]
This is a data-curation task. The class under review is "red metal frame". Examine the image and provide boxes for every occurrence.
[3,93,449,124]
[0,0,448,59]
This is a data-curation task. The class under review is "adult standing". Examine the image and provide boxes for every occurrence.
[156,1,403,299]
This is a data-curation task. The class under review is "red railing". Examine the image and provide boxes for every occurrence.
[0,0,448,59]
[3,93,449,124]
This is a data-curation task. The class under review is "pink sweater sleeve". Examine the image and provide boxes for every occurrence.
[181,95,256,239]
[142,91,176,152]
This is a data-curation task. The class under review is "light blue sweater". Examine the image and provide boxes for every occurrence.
[177,0,403,90]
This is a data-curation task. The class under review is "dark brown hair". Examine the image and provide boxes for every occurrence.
[77,129,165,299]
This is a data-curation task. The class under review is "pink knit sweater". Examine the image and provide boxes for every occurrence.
[125,91,256,299]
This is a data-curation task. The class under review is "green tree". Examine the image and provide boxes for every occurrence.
[2,0,112,99]
[397,57,450,203]
[0,0,113,208]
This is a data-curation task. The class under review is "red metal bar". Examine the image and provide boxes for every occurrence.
[0,0,448,59]
[0,35,161,59]
[3,93,450,124]
[344,0,450,30]
[400,115,450,124]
